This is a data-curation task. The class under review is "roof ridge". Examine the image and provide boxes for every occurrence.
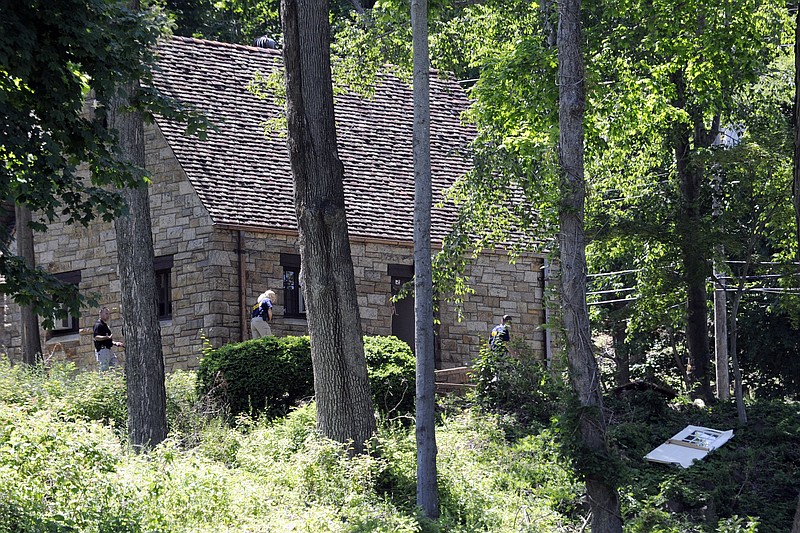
[164,35,457,83]
[166,35,282,57]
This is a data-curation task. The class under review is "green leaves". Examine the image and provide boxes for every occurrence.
[1,0,215,319]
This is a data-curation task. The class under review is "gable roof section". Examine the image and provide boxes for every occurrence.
[151,36,474,243]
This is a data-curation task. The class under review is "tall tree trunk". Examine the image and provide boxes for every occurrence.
[281,0,376,455]
[673,70,714,402]
[411,0,438,519]
[611,320,630,387]
[680,166,713,401]
[728,290,748,425]
[713,269,730,400]
[727,247,763,426]
[793,6,800,260]
[109,0,167,451]
[792,492,800,533]
[15,204,42,365]
[557,1,623,531]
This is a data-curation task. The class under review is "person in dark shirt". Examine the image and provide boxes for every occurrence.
[93,307,123,371]
[489,315,513,353]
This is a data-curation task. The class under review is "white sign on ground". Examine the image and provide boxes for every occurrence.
[645,425,734,468]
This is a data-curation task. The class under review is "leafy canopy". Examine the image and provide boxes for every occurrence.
[1,0,210,325]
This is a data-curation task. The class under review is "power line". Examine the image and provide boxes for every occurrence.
[587,297,639,306]
[718,272,800,280]
[725,260,800,265]
[587,269,641,278]
[722,287,800,294]
[586,287,637,296]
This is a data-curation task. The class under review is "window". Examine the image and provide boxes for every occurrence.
[281,253,306,317]
[154,255,173,320]
[50,270,81,336]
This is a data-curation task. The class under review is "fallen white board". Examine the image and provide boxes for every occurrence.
[645,425,734,468]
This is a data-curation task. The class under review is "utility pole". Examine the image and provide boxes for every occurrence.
[712,171,730,400]
[713,272,730,400]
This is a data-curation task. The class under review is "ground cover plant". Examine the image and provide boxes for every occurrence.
[0,352,797,532]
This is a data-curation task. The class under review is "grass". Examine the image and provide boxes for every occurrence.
[0,357,797,532]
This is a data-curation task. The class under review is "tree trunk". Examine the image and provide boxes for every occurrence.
[728,291,747,425]
[792,492,800,533]
[14,204,42,365]
[109,0,168,450]
[713,270,730,400]
[673,70,713,402]
[793,6,800,260]
[557,1,623,531]
[611,317,630,387]
[411,0,438,519]
[281,0,376,455]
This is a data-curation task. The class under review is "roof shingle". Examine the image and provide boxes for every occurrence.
[152,36,474,243]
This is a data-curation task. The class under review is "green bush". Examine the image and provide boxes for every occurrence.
[165,369,211,448]
[0,401,144,531]
[471,344,566,428]
[61,368,128,430]
[196,336,314,420]
[197,335,417,421]
[363,335,416,417]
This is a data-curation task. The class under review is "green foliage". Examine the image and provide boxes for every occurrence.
[164,0,363,48]
[0,355,798,531]
[471,343,566,429]
[197,335,417,421]
[0,257,94,330]
[59,368,129,430]
[2,0,213,326]
[608,395,800,532]
[433,410,581,531]
[736,293,800,400]
[164,0,281,45]
[0,358,128,428]
[363,335,415,418]
[165,368,215,448]
[196,335,314,420]
[0,404,142,532]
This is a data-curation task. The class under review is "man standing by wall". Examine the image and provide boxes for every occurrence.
[489,315,513,354]
[93,307,123,371]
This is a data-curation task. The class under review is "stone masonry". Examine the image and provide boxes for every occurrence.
[1,123,547,372]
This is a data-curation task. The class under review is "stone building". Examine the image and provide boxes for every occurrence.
[1,37,548,372]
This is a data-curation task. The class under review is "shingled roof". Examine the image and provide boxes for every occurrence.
[151,36,474,243]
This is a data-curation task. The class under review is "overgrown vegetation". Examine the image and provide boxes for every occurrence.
[0,346,797,532]
[197,335,416,421]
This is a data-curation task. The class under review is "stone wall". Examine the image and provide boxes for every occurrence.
[437,252,547,368]
[0,293,20,359]
[2,123,549,371]
[235,234,546,370]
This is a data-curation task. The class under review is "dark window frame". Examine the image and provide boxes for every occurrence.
[281,253,306,318]
[49,270,81,336]
[154,255,173,321]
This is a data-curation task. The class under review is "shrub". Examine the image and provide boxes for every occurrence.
[196,336,314,420]
[197,335,417,420]
[61,368,128,430]
[363,335,415,417]
[0,402,143,531]
[165,369,210,448]
[471,344,566,428]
